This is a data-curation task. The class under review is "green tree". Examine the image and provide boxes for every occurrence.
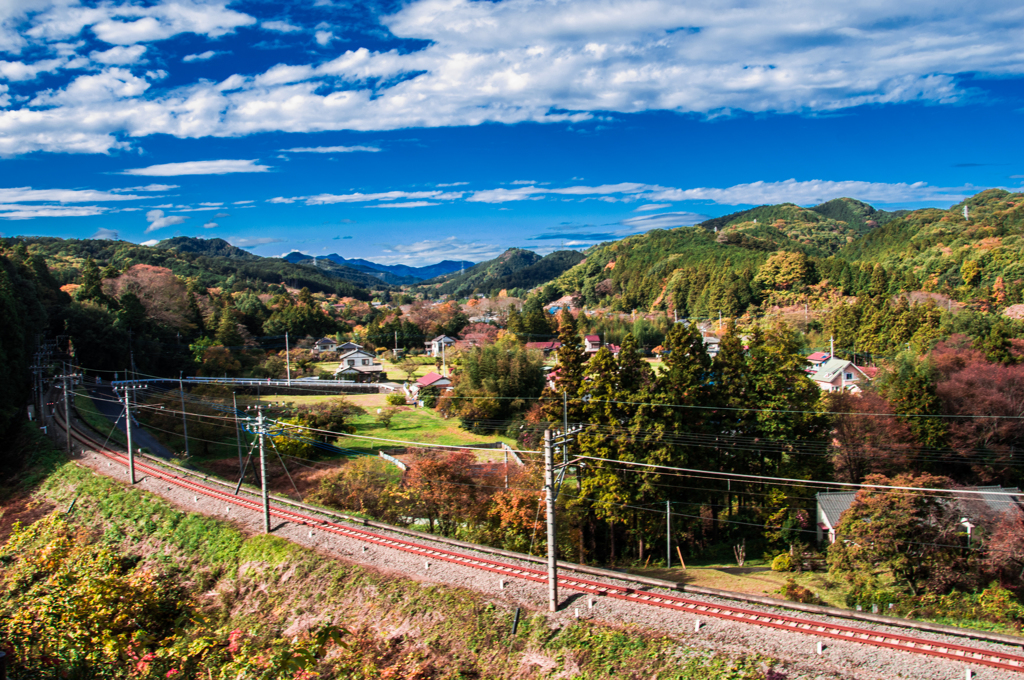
[827,473,963,596]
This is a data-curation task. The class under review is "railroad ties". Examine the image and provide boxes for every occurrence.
[58,409,1024,676]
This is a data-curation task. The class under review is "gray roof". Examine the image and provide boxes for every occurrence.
[962,486,1023,517]
[818,486,1023,532]
[816,491,857,528]
[809,357,858,383]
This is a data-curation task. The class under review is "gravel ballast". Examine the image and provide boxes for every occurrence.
[73,448,1024,680]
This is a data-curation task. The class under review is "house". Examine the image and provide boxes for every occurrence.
[808,357,874,393]
[607,343,621,356]
[338,341,364,352]
[815,491,858,543]
[526,340,562,356]
[806,351,831,371]
[425,335,457,357]
[313,337,339,353]
[412,371,452,395]
[816,486,1023,544]
[584,335,601,353]
[701,332,720,358]
[333,348,384,382]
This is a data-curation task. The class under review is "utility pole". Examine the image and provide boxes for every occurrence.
[114,381,141,484]
[258,407,270,533]
[233,393,243,475]
[666,500,672,569]
[285,332,291,386]
[562,390,569,465]
[62,364,72,455]
[544,429,557,612]
[179,372,190,458]
[442,339,447,377]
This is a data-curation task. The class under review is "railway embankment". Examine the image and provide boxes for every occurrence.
[0,427,790,680]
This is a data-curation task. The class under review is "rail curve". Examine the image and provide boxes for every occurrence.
[53,405,1024,675]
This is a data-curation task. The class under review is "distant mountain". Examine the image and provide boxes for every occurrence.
[8,236,372,299]
[417,248,585,297]
[156,236,258,260]
[281,252,474,282]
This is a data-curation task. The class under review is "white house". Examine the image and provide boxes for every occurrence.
[313,337,339,353]
[584,335,601,353]
[333,348,384,382]
[808,357,876,393]
[425,335,457,357]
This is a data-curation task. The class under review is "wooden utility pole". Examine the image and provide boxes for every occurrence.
[544,429,557,612]
[115,381,139,484]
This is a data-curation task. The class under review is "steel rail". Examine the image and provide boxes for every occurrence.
[54,405,1024,675]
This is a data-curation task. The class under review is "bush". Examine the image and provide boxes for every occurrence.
[783,579,821,604]
[386,393,407,406]
[771,553,792,572]
[421,392,438,408]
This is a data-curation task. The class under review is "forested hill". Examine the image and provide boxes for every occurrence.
[4,236,375,299]
[838,188,1024,292]
[550,190,1024,317]
[416,248,585,298]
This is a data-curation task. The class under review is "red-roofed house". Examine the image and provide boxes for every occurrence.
[807,351,832,371]
[526,340,562,356]
[584,335,601,353]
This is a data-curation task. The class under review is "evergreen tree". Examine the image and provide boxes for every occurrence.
[541,309,588,426]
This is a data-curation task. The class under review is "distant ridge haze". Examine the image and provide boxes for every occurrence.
[281,252,475,281]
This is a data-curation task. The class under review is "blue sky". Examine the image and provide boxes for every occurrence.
[1,0,1023,265]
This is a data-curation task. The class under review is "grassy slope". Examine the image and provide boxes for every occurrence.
[11,453,778,679]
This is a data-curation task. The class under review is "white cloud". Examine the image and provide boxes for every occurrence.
[467,182,652,203]
[315,30,333,46]
[620,211,707,230]
[202,221,218,228]
[25,0,255,46]
[4,0,1023,154]
[0,203,108,219]
[112,184,177,192]
[0,186,146,202]
[122,159,272,176]
[646,179,973,205]
[373,236,499,265]
[0,58,65,81]
[365,201,440,208]
[436,181,469,187]
[300,190,462,204]
[262,20,302,33]
[634,203,671,212]
[279,145,381,153]
[90,45,146,65]
[145,208,187,232]
[140,238,159,246]
[229,236,286,248]
[90,227,119,239]
[183,50,218,63]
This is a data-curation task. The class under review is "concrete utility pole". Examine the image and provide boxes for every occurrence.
[233,393,243,475]
[285,332,292,386]
[62,364,72,455]
[666,500,672,569]
[544,429,558,612]
[258,407,270,533]
[114,381,141,484]
[179,373,190,458]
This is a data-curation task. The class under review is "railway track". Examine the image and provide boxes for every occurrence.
[55,406,1024,675]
